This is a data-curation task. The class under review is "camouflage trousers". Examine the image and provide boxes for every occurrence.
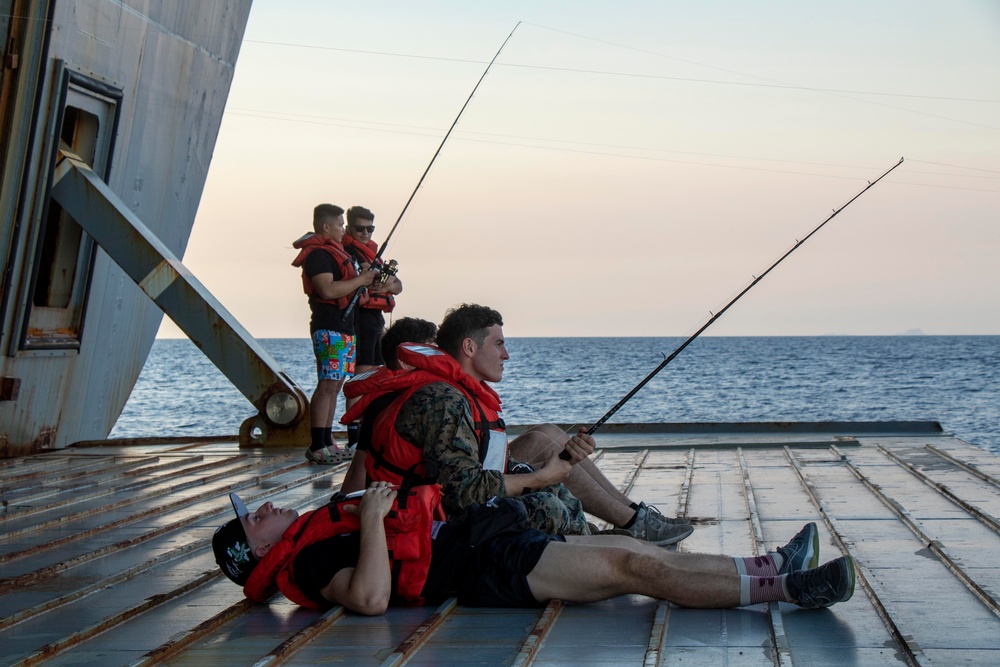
[518,484,590,535]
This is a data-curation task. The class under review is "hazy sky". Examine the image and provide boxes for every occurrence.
[161,1,1000,338]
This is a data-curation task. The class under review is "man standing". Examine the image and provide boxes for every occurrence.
[342,304,692,544]
[341,206,403,449]
[291,204,378,464]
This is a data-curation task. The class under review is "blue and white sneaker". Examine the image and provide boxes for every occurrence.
[777,522,820,574]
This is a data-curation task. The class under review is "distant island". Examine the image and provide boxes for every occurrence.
[899,328,925,336]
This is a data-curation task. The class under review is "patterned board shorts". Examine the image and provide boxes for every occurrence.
[312,330,356,381]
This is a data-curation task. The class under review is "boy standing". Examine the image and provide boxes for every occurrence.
[291,204,378,463]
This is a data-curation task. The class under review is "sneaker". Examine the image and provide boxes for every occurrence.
[777,522,820,574]
[588,522,634,537]
[304,444,353,464]
[786,556,856,609]
[638,502,691,525]
[628,505,694,546]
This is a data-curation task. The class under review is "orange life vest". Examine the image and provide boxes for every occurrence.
[243,485,445,609]
[340,343,508,488]
[342,235,395,313]
[290,233,368,310]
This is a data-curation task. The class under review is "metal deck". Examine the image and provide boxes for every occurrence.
[2,422,999,666]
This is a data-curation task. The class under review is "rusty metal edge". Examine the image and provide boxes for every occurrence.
[784,446,924,667]
[250,606,347,667]
[9,570,221,667]
[0,455,256,538]
[379,597,458,667]
[128,598,258,667]
[0,460,343,591]
[509,600,564,667]
[738,448,790,667]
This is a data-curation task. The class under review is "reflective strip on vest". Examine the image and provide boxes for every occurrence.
[406,344,445,358]
[482,428,508,472]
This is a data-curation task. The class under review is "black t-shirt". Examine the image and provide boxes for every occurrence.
[303,250,357,334]
[291,523,465,608]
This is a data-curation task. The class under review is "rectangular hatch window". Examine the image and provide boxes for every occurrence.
[20,70,119,351]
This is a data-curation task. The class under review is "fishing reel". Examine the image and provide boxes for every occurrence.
[376,258,398,285]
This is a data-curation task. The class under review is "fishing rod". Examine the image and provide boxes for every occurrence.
[344,22,522,318]
[585,157,904,437]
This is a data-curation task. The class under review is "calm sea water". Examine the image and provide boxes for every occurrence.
[111,336,1000,455]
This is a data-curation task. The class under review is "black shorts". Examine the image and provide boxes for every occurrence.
[458,529,565,607]
[355,309,385,367]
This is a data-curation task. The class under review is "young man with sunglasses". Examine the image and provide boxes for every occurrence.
[341,206,404,450]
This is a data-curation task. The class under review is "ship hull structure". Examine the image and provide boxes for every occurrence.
[0,0,253,456]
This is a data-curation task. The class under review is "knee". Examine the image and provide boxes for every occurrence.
[598,548,647,588]
[512,425,567,454]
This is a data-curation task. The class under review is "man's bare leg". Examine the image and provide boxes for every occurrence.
[526,537,740,607]
[307,378,349,461]
[526,532,854,609]
[510,425,637,527]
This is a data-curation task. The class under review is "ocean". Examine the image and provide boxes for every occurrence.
[111,336,1000,455]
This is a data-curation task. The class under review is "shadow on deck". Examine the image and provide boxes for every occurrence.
[2,422,1000,666]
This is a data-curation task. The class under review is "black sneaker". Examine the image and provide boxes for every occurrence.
[777,522,819,574]
[786,556,856,609]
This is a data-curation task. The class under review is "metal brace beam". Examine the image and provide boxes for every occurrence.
[50,146,309,447]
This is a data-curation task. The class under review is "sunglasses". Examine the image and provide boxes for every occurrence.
[351,225,375,233]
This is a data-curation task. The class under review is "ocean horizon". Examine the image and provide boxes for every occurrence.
[113,335,1000,455]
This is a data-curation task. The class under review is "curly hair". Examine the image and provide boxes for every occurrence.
[381,318,438,370]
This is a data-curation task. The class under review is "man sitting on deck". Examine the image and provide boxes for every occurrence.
[339,316,440,494]
[213,484,855,614]
[339,304,692,545]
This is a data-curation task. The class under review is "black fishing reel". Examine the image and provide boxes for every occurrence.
[376,258,398,285]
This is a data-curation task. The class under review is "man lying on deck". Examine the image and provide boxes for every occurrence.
[213,483,855,615]
[339,304,692,546]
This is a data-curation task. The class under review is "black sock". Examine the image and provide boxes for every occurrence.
[347,422,360,447]
[310,428,326,451]
[629,501,640,510]
[621,510,639,529]
[323,428,335,449]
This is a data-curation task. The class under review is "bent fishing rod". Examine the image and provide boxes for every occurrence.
[344,22,522,318]
[585,157,904,437]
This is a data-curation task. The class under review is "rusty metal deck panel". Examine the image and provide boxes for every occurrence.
[2,422,999,666]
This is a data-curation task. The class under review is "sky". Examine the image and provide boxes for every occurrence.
[160,1,1000,338]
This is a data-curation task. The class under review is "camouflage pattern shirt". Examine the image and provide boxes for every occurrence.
[395,382,589,535]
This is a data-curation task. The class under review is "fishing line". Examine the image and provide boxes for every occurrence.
[343,21,522,317]
[580,157,905,438]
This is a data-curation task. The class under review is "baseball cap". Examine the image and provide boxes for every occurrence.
[213,492,257,586]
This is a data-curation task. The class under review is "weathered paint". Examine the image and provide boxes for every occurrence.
[2,422,999,665]
[0,1,253,456]
[50,152,309,440]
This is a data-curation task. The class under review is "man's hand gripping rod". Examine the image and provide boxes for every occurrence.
[558,157,905,459]
[343,23,522,318]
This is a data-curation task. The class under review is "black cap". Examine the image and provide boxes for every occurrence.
[213,493,257,586]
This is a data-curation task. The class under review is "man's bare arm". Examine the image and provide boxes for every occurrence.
[310,268,378,301]
[319,484,396,615]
